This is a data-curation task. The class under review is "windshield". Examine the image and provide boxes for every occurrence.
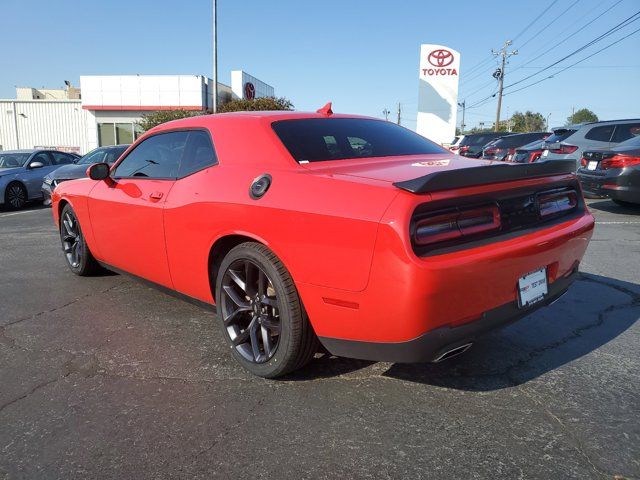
[77,146,129,165]
[272,118,447,163]
[0,153,30,168]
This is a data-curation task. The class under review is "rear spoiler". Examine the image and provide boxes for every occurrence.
[393,159,577,194]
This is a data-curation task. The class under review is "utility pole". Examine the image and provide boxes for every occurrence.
[383,108,390,121]
[492,40,518,132]
[212,0,218,113]
[546,113,552,131]
[396,102,401,126]
[458,100,466,132]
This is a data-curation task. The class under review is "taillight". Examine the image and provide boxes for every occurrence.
[529,151,542,163]
[484,148,497,156]
[600,154,640,170]
[459,146,469,154]
[538,189,578,219]
[450,146,459,152]
[414,204,501,246]
[548,144,578,154]
[580,157,587,167]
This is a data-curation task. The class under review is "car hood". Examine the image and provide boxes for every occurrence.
[0,167,23,177]
[301,154,496,184]
[50,164,90,180]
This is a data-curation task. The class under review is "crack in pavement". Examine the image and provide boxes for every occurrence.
[2,282,126,330]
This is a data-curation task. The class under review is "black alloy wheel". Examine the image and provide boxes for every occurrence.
[59,204,99,276]
[5,183,27,209]
[216,242,318,378]
[221,258,281,363]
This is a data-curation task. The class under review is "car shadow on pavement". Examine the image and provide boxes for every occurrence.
[587,199,640,215]
[294,273,639,389]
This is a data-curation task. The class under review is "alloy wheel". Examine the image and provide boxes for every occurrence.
[7,184,26,209]
[221,259,281,363]
[61,211,83,268]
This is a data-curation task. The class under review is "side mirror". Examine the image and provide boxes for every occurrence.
[88,162,110,180]
[29,161,44,169]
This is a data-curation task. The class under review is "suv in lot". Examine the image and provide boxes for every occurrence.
[541,119,640,168]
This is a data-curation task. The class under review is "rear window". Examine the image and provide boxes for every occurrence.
[272,118,446,163]
[459,133,503,147]
[546,129,577,143]
[611,123,640,143]
[495,132,547,148]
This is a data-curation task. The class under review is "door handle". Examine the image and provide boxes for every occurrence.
[149,191,164,200]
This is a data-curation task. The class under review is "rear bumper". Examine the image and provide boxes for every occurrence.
[320,269,577,363]
[578,168,640,203]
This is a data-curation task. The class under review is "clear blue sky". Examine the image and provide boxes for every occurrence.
[2,0,639,130]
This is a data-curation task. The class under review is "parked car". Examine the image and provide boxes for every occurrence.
[457,132,507,158]
[42,145,130,205]
[482,132,550,161]
[511,139,546,163]
[541,119,640,168]
[0,149,79,210]
[577,134,640,206]
[51,110,594,378]
[449,135,464,153]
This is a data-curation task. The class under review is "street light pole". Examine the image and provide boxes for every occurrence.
[458,100,466,132]
[212,0,218,113]
[492,40,517,132]
[546,113,552,131]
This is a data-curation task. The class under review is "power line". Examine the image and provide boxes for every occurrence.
[511,0,625,75]
[512,0,560,43]
[503,25,640,97]
[504,10,640,90]
[516,0,581,50]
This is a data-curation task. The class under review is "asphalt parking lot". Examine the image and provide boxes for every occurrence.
[0,199,638,480]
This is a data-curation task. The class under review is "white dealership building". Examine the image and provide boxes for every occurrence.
[0,71,274,154]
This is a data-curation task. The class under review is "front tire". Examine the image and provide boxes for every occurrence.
[215,242,318,378]
[5,182,27,210]
[59,204,100,276]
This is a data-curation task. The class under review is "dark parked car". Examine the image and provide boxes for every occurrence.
[511,139,546,163]
[42,145,130,205]
[482,132,550,161]
[577,134,640,206]
[457,132,506,158]
[0,149,79,209]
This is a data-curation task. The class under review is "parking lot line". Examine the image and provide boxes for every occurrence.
[0,209,46,218]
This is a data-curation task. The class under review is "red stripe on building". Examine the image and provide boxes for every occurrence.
[82,105,204,111]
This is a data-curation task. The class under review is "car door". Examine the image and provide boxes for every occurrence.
[23,151,57,198]
[87,130,189,288]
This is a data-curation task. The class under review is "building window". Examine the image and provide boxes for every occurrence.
[98,122,145,146]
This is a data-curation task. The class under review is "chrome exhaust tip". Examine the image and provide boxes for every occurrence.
[432,343,473,363]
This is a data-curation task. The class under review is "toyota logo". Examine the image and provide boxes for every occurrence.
[244,82,256,100]
[428,49,454,67]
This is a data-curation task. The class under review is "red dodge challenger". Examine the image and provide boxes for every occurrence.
[51,108,594,377]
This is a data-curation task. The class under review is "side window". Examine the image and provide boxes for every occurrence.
[584,125,614,142]
[113,131,189,179]
[30,152,52,166]
[611,123,640,143]
[178,131,217,178]
[51,152,75,165]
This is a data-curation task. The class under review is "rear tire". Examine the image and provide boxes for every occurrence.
[5,182,27,210]
[59,204,100,276]
[215,242,318,378]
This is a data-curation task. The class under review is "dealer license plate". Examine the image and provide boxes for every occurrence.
[518,268,548,308]
[587,161,598,171]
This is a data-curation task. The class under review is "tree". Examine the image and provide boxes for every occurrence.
[217,96,294,113]
[567,108,598,125]
[137,109,200,131]
[510,111,546,133]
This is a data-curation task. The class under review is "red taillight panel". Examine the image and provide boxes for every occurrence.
[529,151,542,163]
[549,144,578,154]
[600,154,640,170]
[580,157,587,167]
[459,146,469,154]
[414,204,500,246]
[538,189,578,219]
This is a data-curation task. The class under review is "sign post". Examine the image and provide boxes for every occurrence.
[416,44,461,146]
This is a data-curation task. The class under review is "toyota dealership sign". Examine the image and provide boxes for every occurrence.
[417,44,461,145]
